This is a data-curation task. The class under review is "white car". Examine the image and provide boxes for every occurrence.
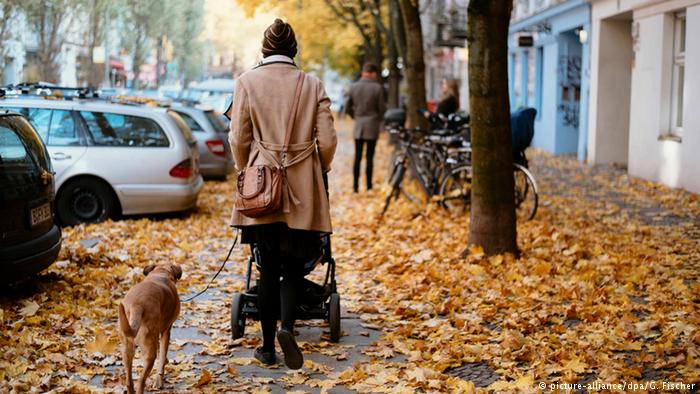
[0,96,204,226]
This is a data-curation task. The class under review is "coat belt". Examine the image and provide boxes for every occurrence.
[253,139,316,212]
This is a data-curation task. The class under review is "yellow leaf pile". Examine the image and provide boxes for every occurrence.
[0,123,698,391]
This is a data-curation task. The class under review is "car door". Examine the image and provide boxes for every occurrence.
[44,109,87,186]
[77,109,175,185]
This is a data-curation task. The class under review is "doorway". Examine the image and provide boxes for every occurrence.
[593,13,633,165]
[556,30,583,153]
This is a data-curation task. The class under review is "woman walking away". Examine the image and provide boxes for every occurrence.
[227,18,337,370]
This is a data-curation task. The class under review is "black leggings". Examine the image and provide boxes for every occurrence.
[257,247,305,352]
[353,138,377,190]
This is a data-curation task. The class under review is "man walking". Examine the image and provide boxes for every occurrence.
[346,63,386,192]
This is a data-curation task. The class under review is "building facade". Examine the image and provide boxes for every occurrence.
[422,0,470,113]
[587,0,700,194]
[508,0,592,159]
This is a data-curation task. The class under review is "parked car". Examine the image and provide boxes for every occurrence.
[182,78,234,113]
[171,105,234,179]
[0,110,62,282]
[0,96,204,226]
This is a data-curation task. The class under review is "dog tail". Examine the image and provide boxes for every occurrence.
[118,303,142,337]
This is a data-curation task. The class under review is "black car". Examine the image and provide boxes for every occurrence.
[0,110,62,283]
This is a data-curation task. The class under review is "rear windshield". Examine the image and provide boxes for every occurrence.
[167,110,197,145]
[175,111,204,132]
[0,115,49,170]
[205,110,229,133]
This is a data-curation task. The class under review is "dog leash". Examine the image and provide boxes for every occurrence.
[180,231,239,302]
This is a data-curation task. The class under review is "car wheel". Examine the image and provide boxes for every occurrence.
[56,178,118,226]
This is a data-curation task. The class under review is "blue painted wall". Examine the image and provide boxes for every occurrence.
[508,0,591,157]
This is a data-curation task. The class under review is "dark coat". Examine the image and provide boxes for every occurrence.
[345,78,386,140]
[436,95,458,116]
[511,107,537,162]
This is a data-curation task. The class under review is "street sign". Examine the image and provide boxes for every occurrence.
[518,36,534,47]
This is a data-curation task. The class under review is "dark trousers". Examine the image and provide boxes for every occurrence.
[353,138,377,192]
[257,246,305,352]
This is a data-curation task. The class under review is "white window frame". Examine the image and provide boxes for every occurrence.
[669,11,686,136]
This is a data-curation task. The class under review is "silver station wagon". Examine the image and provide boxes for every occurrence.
[0,96,203,226]
[170,105,234,179]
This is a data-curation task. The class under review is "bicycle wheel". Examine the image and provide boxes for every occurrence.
[385,149,401,184]
[438,165,472,214]
[513,163,538,221]
[381,161,406,216]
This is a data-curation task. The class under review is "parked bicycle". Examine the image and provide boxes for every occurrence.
[382,110,471,216]
[381,108,538,221]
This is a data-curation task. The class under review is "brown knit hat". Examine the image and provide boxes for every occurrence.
[261,19,298,59]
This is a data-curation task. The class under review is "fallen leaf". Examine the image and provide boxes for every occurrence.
[86,333,117,355]
[194,369,212,388]
[19,300,40,317]
[227,366,238,377]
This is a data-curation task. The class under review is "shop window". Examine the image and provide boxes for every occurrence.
[527,49,535,104]
[535,47,543,119]
[513,52,522,106]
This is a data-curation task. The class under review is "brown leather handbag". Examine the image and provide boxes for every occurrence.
[235,73,305,218]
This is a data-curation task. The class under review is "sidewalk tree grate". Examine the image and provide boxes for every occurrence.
[444,362,501,387]
[482,322,502,332]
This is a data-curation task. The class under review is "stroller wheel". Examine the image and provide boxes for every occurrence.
[231,293,246,340]
[329,293,341,343]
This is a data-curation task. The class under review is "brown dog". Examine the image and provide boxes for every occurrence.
[118,263,182,394]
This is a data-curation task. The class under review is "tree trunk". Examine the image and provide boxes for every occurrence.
[390,0,406,109]
[467,0,518,255]
[397,0,427,129]
[0,2,17,82]
[390,0,406,61]
[132,43,143,88]
[372,27,384,68]
[155,35,164,88]
[387,61,400,109]
[86,9,103,87]
[383,0,399,108]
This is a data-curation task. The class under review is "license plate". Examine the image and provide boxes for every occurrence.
[30,203,52,227]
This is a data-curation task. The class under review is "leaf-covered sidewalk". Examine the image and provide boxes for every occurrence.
[1,121,698,393]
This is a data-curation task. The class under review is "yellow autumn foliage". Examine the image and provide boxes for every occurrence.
[235,0,365,75]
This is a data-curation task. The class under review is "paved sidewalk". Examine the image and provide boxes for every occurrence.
[1,122,698,393]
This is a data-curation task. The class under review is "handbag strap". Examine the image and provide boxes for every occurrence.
[283,72,305,158]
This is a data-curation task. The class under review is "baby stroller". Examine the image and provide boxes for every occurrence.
[230,234,341,343]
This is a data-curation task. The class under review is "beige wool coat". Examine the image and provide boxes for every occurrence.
[228,62,337,233]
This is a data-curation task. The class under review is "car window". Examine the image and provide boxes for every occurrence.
[205,110,229,133]
[7,107,52,141]
[0,124,31,164]
[0,116,49,170]
[176,111,204,132]
[4,107,82,148]
[167,110,196,145]
[47,110,79,146]
[80,111,170,147]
